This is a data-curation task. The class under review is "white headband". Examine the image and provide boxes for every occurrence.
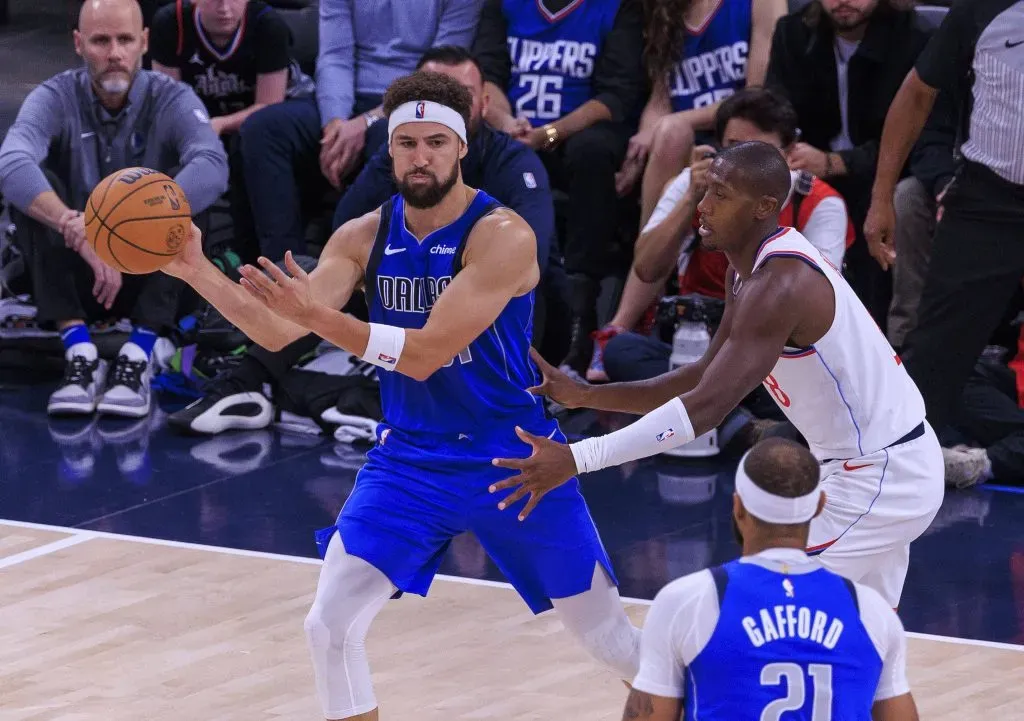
[735,451,820,524]
[387,100,467,145]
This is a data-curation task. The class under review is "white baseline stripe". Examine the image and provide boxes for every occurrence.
[0,533,92,569]
[1,518,1021,653]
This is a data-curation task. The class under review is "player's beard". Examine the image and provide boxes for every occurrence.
[396,162,459,210]
[89,58,139,97]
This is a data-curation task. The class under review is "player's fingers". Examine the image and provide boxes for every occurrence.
[490,456,526,472]
[524,384,546,397]
[518,492,545,522]
[488,476,522,493]
[240,277,267,303]
[514,426,543,448]
[241,265,278,295]
[284,251,308,281]
[528,347,557,380]
[257,257,291,284]
[496,485,529,511]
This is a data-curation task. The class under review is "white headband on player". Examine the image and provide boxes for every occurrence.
[388,100,467,145]
[734,451,821,524]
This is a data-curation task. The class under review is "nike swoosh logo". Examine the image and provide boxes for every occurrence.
[843,461,872,472]
[1007,39,1024,48]
[384,245,405,255]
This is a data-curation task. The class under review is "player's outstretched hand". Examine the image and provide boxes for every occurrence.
[490,426,578,521]
[239,251,316,326]
[527,347,590,409]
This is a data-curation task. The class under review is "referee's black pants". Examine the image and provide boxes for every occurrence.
[901,160,1024,434]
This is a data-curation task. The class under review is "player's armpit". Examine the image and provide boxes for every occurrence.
[872,693,920,721]
[681,262,806,436]
[397,210,539,381]
[621,689,683,721]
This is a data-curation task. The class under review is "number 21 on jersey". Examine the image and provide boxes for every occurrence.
[761,663,832,720]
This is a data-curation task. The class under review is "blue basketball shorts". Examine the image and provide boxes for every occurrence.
[314,420,617,614]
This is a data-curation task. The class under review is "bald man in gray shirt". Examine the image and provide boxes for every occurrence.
[0,0,228,419]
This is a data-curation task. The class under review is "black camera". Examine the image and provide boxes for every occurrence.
[655,294,726,343]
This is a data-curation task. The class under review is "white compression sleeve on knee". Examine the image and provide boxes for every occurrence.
[551,564,641,681]
[304,533,396,719]
[569,397,695,474]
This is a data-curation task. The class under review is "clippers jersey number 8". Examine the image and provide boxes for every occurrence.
[760,662,834,721]
[764,374,791,408]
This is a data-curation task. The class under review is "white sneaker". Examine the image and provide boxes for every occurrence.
[48,343,107,416]
[97,342,153,418]
[942,445,993,489]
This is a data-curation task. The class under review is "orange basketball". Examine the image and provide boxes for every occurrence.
[84,167,192,274]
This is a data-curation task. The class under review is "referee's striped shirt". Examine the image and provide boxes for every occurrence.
[915,0,1024,186]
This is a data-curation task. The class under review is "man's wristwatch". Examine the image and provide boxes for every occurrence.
[542,123,559,150]
[363,110,384,128]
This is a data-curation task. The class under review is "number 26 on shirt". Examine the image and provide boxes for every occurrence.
[514,74,563,120]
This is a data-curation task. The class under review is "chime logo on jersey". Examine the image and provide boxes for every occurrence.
[415,102,426,118]
[377,274,452,313]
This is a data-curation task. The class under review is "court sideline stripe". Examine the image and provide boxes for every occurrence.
[2,517,1022,654]
[0,533,92,569]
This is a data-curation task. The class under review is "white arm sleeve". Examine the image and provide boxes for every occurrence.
[855,584,911,701]
[642,169,693,234]
[799,195,849,270]
[632,570,720,699]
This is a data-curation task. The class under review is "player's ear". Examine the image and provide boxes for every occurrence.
[755,195,779,220]
[141,27,149,56]
[458,139,469,160]
[812,491,826,519]
[732,493,744,522]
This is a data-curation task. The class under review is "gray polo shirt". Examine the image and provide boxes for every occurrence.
[0,68,229,215]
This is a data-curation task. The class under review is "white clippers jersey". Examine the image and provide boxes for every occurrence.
[741,228,926,460]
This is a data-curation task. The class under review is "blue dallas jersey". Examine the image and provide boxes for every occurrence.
[363,190,547,435]
[504,0,621,126]
[686,561,882,719]
[633,550,899,720]
[668,0,751,113]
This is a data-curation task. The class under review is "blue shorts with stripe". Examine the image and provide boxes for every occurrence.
[314,419,617,614]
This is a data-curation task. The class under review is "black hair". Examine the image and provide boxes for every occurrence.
[715,87,800,148]
[713,141,793,207]
[743,438,820,499]
[383,71,473,129]
[416,45,483,77]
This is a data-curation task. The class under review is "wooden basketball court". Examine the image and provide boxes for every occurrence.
[1,521,1022,720]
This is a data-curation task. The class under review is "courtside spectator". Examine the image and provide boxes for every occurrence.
[236,0,482,261]
[0,0,228,419]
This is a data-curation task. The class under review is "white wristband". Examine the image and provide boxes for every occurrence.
[569,397,695,474]
[361,323,406,371]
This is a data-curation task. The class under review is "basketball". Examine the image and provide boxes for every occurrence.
[84,167,192,274]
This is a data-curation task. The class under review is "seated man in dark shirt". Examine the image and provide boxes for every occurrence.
[149,0,309,137]
[472,0,645,371]
[149,0,312,259]
[169,46,565,436]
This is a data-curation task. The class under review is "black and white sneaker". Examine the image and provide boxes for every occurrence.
[97,343,153,418]
[168,374,273,435]
[48,344,107,416]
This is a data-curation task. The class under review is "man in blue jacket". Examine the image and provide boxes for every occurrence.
[170,46,568,436]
